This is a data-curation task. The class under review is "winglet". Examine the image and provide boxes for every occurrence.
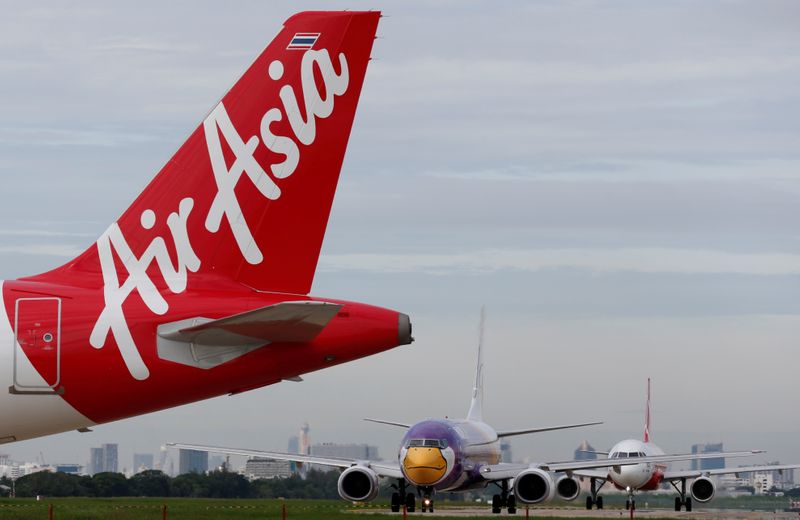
[466,307,485,422]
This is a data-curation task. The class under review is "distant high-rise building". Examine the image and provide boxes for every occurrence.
[286,436,300,474]
[298,423,311,477]
[691,443,724,471]
[765,461,794,489]
[299,423,311,455]
[500,442,513,463]
[55,464,81,474]
[178,449,208,474]
[89,447,104,475]
[243,458,292,480]
[133,453,154,473]
[88,444,119,474]
[102,444,119,473]
[574,440,597,461]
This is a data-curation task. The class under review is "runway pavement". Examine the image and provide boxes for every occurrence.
[356,506,800,519]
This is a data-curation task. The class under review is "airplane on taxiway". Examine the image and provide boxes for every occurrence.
[574,379,800,512]
[0,11,413,444]
[170,313,760,515]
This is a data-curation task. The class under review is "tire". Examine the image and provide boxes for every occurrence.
[674,497,682,511]
[685,497,692,512]
[391,492,400,513]
[492,494,502,514]
[507,494,516,514]
[625,499,630,510]
[586,496,593,510]
[597,496,603,510]
[406,493,416,513]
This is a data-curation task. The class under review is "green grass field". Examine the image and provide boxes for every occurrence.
[0,498,605,520]
[0,496,791,519]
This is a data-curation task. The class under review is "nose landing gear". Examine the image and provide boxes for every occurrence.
[624,486,637,514]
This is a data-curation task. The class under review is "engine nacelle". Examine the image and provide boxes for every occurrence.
[555,475,580,501]
[337,466,380,502]
[513,468,555,504]
[690,476,716,503]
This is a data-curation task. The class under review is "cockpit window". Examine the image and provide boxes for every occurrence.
[407,439,445,448]
[628,452,640,458]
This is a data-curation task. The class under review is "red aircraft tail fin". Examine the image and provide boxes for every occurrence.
[38,11,380,295]
[643,377,652,443]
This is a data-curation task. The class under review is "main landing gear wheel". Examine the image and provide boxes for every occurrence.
[391,492,401,513]
[491,494,502,514]
[507,494,517,514]
[405,493,416,513]
[587,477,606,510]
[671,478,692,511]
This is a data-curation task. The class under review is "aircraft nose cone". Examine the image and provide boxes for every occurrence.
[403,447,447,485]
[398,313,413,345]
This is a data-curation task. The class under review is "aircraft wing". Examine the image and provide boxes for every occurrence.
[167,443,403,479]
[477,450,763,482]
[363,418,412,429]
[664,463,800,481]
[496,421,603,438]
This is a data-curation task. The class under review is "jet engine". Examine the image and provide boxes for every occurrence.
[337,466,380,502]
[555,475,581,501]
[513,468,555,504]
[690,476,715,503]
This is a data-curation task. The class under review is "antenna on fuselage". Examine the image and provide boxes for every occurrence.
[466,307,485,422]
[643,377,651,443]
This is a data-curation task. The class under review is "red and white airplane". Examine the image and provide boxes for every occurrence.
[0,11,413,445]
[576,379,800,512]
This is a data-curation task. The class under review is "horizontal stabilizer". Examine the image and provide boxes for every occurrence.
[156,301,341,369]
[159,301,342,346]
[496,420,603,438]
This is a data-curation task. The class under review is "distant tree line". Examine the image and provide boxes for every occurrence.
[0,469,346,498]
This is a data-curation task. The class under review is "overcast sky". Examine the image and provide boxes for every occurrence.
[0,1,798,473]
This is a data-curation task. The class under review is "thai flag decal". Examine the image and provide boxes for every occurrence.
[287,33,320,50]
